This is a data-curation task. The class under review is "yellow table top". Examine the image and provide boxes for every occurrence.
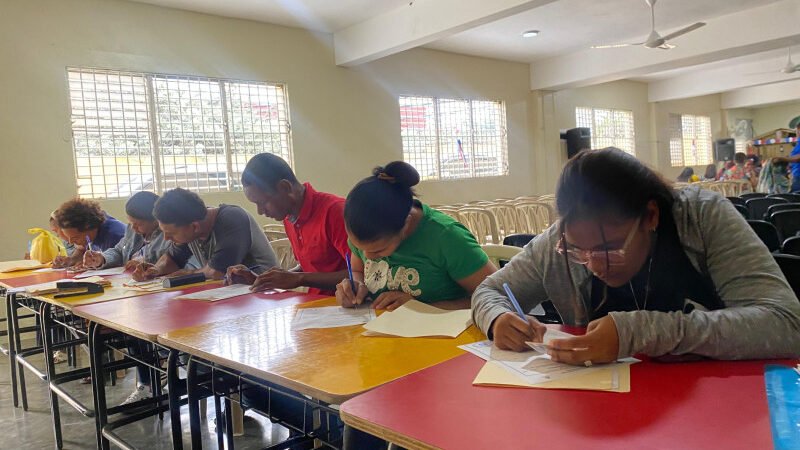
[0,269,42,282]
[158,297,486,404]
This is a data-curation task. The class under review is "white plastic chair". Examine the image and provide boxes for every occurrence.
[457,207,500,244]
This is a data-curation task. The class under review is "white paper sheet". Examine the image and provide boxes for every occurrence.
[32,268,66,273]
[73,267,126,278]
[460,334,638,385]
[174,284,254,302]
[362,300,472,338]
[121,278,165,292]
[292,305,377,330]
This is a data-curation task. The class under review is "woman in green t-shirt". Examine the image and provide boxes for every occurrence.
[336,161,496,310]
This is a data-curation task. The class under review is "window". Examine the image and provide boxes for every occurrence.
[575,107,636,155]
[668,114,713,167]
[399,96,508,181]
[67,68,292,199]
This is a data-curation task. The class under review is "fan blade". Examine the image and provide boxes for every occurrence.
[661,22,705,41]
[591,43,642,49]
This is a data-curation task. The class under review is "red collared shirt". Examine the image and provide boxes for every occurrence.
[283,183,349,295]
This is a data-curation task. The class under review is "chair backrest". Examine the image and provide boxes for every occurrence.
[766,203,800,219]
[486,204,522,238]
[746,197,788,220]
[481,244,522,268]
[726,196,746,207]
[262,224,287,241]
[502,233,537,248]
[270,238,298,270]
[741,192,767,200]
[513,202,555,234]
[781,236,800,256]
[733,204,749,219]
[457,207,500,245]
[433,207,462,222]
[769,209,800,242]
[773,253,800,299]
[747,220,781,252]
[768,193,800,203]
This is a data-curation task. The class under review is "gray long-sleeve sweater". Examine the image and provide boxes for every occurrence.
[100,224,169,268]
[472,186,800,360]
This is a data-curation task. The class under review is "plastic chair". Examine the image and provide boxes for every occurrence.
[733,204,748,219]
[769,210,800,242]
[746,197,787,221]
[767,193,800,203]
[727,197,746,207]
[748,220,781,252]
[486,204,524,239]
[740,192,767,200]
[262,224,287,241]
[270,238,298,270]
[513,202,555,234]
[502,233,537,248]
[458,208,501,245]
[481,244,521,269]
[781,236,800,256]
[773,254,800,299]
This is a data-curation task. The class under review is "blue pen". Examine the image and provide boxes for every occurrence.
[345,252,357,295]
[85,235,92,251]
[502,282,527,321]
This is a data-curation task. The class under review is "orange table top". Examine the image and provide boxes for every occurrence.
[158,298,486,404]
[73,283,324,341]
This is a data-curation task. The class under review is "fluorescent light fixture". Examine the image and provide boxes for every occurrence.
[522,30,540,38]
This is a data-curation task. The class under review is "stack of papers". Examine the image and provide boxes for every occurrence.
[293,305,377,330]
[460,329,638,392]
[362,300,472,338]
[174,284,255,302]
[73,267,126,278]
[8,276,110,295]
[0,260,49,273]
[122,278,165,292]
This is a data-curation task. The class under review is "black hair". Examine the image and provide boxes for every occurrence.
[556,147,674,225]
[153,188,207,226]
[55,198,106,231]
[125,191,159,221]
[241,153,298,193]
[734,152,747,165]
[676,167,694,182]
[704,163,717,180]
[344,161,420,241]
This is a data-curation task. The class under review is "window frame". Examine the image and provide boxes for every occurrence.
[668,113,714,168]
[575,106,636,156]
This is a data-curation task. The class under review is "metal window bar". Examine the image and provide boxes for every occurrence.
[575,106,636,156]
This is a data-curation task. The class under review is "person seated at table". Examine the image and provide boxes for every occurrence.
[675,167,698,183]
[335,161,496,310]
[82,191,170,270]
[51,198,126,268]
[49,210,75,258]
[472,147,800,365]
[132,187,278,281]
[226,153,350,295]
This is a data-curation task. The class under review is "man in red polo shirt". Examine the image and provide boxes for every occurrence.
[226,153,349,295]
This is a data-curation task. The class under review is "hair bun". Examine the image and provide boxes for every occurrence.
[372,161,420,188]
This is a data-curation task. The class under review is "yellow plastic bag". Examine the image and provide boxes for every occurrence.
[28,228,66,264]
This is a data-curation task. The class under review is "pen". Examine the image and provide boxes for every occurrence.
[502,282,527,321]
[85,235,92,251]
[345,252,357,295]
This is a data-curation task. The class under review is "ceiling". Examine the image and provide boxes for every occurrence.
[128,0,800,107]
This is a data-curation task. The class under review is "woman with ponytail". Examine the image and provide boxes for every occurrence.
[336,161,496,310]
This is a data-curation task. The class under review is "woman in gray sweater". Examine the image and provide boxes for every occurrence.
[472,147,800,365]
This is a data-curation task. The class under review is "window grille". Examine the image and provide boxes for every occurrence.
[575,106,636,156]
[668,114,713,167]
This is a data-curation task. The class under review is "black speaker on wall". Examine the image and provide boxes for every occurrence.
[714,138,735,162]
[566,127,591,159]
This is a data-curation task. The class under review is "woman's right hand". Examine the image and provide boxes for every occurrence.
[82,250,105,269]
[52,255,70,269]
[491,312,547,352]
[335,278,370,308]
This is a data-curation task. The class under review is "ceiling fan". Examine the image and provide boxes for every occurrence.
[592,0,706,50]
[746,49,800,76]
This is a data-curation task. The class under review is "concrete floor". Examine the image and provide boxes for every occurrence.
[0,339,292,450]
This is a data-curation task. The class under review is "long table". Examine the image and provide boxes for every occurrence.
[340,353,794,450]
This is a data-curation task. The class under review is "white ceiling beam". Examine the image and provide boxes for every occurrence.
[721,79,800,109]
[334,0,557,67]
[530,0,800,91]
[649,59,800,103]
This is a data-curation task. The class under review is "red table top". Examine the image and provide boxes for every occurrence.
[72,283,325,341]
[341,353,792,450]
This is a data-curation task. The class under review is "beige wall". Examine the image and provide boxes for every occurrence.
[752,101,800,136]
[0,0,537,261]
[651,94,725,180]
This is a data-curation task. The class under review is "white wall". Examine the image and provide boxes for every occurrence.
[0,0,538,261]
[752,101,800,136]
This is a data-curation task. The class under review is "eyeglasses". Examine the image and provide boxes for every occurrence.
[555,217,641,266]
